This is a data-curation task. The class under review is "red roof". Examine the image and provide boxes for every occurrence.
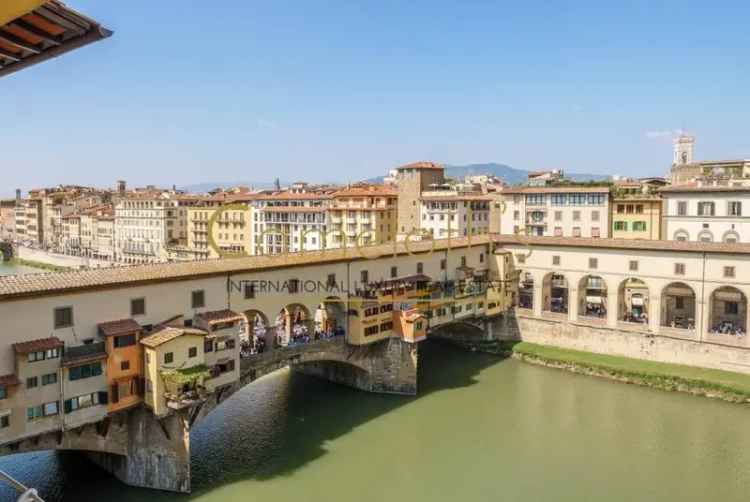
[0,374,20,387]
[13,337,63,354]
[397,161,443,170]
[196,309,244,324]
[98,318,142,337]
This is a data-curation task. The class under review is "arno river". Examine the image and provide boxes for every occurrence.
[2,264,750,501]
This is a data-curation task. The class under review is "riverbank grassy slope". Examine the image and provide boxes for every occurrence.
[512,342,750,403]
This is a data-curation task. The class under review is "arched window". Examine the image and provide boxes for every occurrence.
[697,230,714,243]
[673,230,689,242]
[723,230,740,244]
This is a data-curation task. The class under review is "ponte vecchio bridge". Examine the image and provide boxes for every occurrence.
[1,235,750,492]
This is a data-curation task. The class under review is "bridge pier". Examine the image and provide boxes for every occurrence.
[87,406,191,493]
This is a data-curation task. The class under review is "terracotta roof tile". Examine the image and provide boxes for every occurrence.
[196,309,244,324]
[98,319,142,337]
[0,374,20,387]
[397,161,443,170]
[140,327,207,348]
[13,337,63,355]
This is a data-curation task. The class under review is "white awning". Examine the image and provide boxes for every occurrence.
[631,297,644,306]
[586,296,603,304]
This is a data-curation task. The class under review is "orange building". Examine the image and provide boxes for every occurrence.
[98,319,144,414]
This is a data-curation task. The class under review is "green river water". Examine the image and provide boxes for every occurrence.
[1,263,750,501]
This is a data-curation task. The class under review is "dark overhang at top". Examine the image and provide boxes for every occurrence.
[0,0,112,78]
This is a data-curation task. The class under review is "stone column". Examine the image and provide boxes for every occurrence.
[532,282,543,318]
[607,289,619,328]
[568,287,579,322]
[697,292,708,341]
[649,293,661,334]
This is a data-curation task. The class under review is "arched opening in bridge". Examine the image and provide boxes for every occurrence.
[315,297,347,338]
[618,278,649,324]
[660,282,696,330]
[708,286,747,336]
[244,309,271,355]
[578,275,607,320]
[518,272,534,310]
[276,304,312,346]
[542,272,568,315]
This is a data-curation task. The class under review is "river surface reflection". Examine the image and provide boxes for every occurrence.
[1,341,750,501]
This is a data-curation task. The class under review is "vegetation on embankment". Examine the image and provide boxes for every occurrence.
[8,258,71,273]
[512,342,750,404]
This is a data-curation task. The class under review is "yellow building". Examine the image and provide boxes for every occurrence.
[141,327,210,418]
[611,180,663,240]
[186,198,253,260]
[328,185,397,248]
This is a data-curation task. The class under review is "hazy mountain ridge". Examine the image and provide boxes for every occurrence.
[176,163,609,194]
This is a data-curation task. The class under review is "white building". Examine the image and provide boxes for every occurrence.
[251,192,331,255]
[419,192,491,239]
[661,185,750,243]
[500,186,610,238]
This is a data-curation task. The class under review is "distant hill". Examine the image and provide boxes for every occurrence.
[366,163,609,185]
[182,163,609,193]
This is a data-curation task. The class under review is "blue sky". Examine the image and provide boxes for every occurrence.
[3,0,749,193]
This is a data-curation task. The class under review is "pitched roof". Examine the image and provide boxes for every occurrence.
[0,236,484,300]
[0,1,113,78]
[0,374,20,387]
[501,186,610,194]
[140,326,207,349]
[196,309,244,325]
[98,318,141,337]
[659,184,750,193]
[13,336,63,354]
[397,161,443,170]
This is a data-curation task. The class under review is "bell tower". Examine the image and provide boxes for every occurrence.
[673,134,695,165]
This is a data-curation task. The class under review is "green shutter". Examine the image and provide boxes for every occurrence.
[64,399,73,414]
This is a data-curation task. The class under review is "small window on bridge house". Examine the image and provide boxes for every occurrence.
[417,262,423,274]
[589,258,598,269]
[131,298,146,317]
[391,266,398,278]
[188,347,197,358]
[516,254,526,264]
[191,290,205,309]
[674,263,685,275]
[724,266,736,278]
[54,307,74,329]
[164,352,174,364]
[360,270,369,285]
[440,259,447,270]
[327,274,337,288]
[552,256,560,266]
[629,260,638,272]
[460,256,467,267]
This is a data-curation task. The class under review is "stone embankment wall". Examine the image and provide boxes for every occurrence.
[16,246,114,269]
[509,313,750,376]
